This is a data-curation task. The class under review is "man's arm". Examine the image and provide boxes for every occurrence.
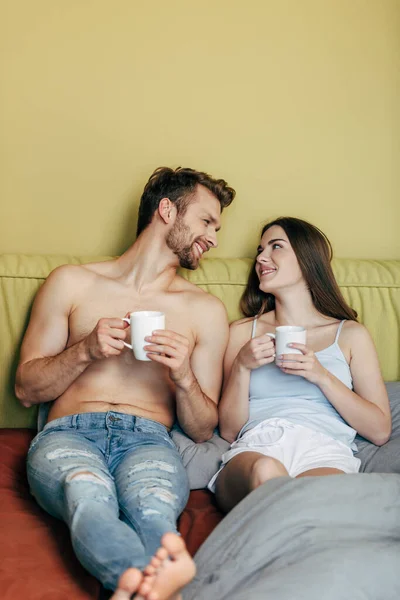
[145,295,229,442]
[15,266,128,406]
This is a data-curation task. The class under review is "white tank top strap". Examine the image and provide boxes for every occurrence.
[251,317,258,339]
[334,319,347,344]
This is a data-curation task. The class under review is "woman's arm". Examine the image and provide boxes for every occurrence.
[277,322,391,446]
[218,321,275,443]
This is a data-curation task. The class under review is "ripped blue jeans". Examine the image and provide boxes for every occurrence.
[27,411,190,591]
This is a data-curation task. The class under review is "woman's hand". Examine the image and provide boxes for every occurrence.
[275,343,329,385]
[236,334,275,371]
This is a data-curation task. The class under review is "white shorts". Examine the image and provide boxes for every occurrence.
[208,417,361,492]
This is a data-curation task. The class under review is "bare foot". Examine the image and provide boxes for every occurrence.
[137,533,196,600]
[110,567,144,600]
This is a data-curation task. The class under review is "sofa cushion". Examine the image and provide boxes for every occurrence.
[172,382,400,489]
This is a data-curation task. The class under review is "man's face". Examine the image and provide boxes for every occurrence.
[166,185,222,270]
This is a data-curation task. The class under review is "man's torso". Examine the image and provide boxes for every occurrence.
[47,260,206,428]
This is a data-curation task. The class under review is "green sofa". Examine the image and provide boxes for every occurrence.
[1,254,399,599]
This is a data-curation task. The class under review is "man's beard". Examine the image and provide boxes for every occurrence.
[166,217,198,270]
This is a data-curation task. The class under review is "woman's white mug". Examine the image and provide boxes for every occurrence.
[123,311,165,361]
[268,326,306,360]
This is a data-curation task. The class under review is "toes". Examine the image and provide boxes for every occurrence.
[112,567,143,599]
[161,533,186,558]
[138,576,154,596]
[143,564,157,576]
[150,555,163,569]
[154,546,169,562]
[111,591,134,600]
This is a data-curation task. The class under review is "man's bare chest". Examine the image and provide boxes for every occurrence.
[67,284,195,349]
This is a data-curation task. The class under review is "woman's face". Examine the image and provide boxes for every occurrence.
[255,225,303,293]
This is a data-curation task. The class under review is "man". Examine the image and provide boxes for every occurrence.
[15,166,235,599]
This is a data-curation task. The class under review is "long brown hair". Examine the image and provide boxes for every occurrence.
[240,217,357,321]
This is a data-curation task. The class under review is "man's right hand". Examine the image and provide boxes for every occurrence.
[83,318,129,361]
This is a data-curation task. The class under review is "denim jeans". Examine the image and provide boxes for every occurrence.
[27,411,190,591]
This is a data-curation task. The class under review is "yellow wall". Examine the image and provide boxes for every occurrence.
[1,0,399,259]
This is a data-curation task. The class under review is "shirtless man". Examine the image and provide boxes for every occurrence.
[15,166,235,599]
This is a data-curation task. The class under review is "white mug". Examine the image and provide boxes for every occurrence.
[268,326,306,360]
[123,311,165,361]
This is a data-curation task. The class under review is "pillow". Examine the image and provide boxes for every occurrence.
[172,382,400,489]
[171,424,229,490]
[356,381,400,473]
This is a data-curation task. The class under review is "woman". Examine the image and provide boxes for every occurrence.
[211,217,391,513]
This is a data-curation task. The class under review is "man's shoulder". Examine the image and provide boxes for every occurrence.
[46,259,118,285]
[39,261,118,306]
[172,276,228,335]
[175,275,226,310]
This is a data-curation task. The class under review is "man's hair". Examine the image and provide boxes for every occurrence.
[240,216,358,321]
[136,167,236,236]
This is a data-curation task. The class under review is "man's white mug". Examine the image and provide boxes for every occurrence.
[268,326,306,360]
[123,311,165,361]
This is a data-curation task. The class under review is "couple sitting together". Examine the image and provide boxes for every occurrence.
[15,166,392,600]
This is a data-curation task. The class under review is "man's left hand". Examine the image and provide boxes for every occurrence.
[144,330,193,387]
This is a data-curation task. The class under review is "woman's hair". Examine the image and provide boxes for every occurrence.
[240,217,358,321]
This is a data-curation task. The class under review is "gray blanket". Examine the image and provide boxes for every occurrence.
[183,474,400,600]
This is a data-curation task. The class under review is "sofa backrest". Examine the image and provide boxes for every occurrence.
[1,254,399,428]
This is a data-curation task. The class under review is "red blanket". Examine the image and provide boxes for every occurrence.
[0,429,223,599]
